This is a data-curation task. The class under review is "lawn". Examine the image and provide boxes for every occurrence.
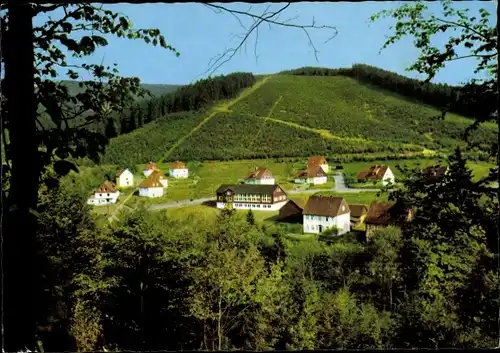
[133,159,334,203]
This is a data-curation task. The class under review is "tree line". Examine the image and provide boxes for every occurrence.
[280,64,485,119]
[118,72,255,135]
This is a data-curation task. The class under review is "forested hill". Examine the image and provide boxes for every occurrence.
[280,64,476,119]
[101,70,497,166]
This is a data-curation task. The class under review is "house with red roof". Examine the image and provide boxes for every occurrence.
[87,180,120,206]
[169,161,189,178]
[243,167,275,185]
[356,165,395,186]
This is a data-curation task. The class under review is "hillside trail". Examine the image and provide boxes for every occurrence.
[107,75,272,223]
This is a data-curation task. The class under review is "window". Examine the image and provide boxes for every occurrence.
[99,193,102,197]
[218,196,223,201]
[107,193,110,197]
[326,217,329,222]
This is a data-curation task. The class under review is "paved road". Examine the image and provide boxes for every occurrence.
[149,197,215,211]
[148,173,381,211]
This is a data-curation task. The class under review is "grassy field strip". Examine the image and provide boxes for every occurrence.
[108,76,273,223]
[251,113,374,144]
[267,95,283,118]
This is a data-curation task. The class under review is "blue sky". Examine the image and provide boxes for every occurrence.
[34,1,496,86]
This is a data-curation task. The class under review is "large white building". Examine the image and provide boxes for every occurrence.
[169,161,189,178]
[216,184,288,211]
[302,195,351,235]
[87,180,120,206]
[116,168,134,188]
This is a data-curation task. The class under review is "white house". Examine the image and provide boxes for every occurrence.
[243,167,275,185]
[295,165,327,185]
[169,161,189,178]
[356,165,395,186]
[143,161,160,177]
[216,184,288,211]
[150,170,168,188]
[138,174,165,198]
[303,195,351,235]
[308,155,329,174]
[116,168,134,188]
[87,180,120,206]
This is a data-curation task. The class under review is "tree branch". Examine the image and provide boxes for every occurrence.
[433,17,491,41]
[201,3,337,76]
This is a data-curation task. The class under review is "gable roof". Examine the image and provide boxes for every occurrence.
[364,202,394,225]
[356,165,390,181]
[96,180,118,193]
[422,165,448,180]
[349,204,368,218]
[307,156,327,169]
[303,195,349,217]
[296,165,326,179]
[139,173,164,188]
[116,168,132,177]
[170,161,187,169]
[144,161,159,171]
[149,170,167,180]
[245,167,273,180]
[216,183,284,195]
[283,199,304,211]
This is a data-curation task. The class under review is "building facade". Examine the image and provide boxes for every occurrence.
[216,184,288,211]
[116,168,134,188]
[302,195,351,235]
[87,181,120,205]
[169,161,189,178]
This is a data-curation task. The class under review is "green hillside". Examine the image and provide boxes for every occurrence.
[101,72,497,166]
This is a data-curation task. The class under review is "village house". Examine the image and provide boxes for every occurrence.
[116,168,134,188]
[143,161,160,177]
[150,170,169,188]
[277,199,304,223]
[169,161,189,178]
[422,165,449,183]
[302,195,351,235]
[356,165,395,186]
[349,204,368,227]
[139,173,165,198]
[364,201,413,240]
[87,180,120,206]
[215,184,288,211]
[243,167,275,185]
[308,155,329,173]
[295,165,327,185]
